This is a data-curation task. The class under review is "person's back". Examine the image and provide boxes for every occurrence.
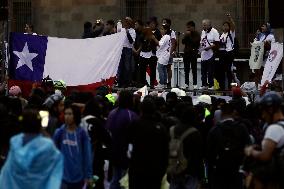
[168,105,203,189]
[207,119,250,189]
[105,90,138,189]
[174,123,203,177]
[0,109,63,189]
[128,97,169,189]
[128,117,169,188]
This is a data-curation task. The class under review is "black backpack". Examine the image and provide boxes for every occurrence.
[214,120,245,170]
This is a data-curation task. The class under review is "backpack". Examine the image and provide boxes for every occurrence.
[167,126,197,177]
[214,120,246,170]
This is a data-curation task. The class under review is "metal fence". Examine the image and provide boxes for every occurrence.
[120,0,150,23]
[11,0,32,32]
[236,0,266,48]
[9,0,266,49]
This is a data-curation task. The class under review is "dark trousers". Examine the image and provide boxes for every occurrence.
[216,50,234,90]
[184,52,198,85]
[129,172,162,189]
[209,170,243,189]
[117,47,133,87]
[93,159,105,189]
[139,56,157,87]
[132,55,140,85]
[61,181,85,189]
[201,57,215,87]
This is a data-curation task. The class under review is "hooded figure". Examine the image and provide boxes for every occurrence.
[0,109,63,189]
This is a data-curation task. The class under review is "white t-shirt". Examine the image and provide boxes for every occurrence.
[200,28,220,61]
[140,51,153,59]
[122,28,136,48]
[259,34,275,43]
[157,35,171,65]
[219,31,235,52]
[264,122,284,148]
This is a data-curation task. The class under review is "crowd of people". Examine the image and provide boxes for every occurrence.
[0,72,283,189]
[0,14,281,189]
[80,15,276,91]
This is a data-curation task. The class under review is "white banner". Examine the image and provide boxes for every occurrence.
[249,41,265,70]
[261,42,283,85]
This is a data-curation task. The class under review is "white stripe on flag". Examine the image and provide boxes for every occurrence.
[44,32,126,86]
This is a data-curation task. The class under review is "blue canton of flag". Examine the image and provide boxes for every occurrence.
[9,33,48,82]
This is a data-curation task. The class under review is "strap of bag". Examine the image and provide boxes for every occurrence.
[170,126,175,139]
[180,127,197,141]
[227,32,235,49]
[170,126,197,141]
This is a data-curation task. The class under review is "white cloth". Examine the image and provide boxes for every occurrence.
[24,33,37,35]
[264,122,284,148]
[157,35,171,65]
[241,82,257,91]
[249,41,265,70]
[122,28,136,48]
[220,31,235,52]
[140,51,152,58]
[170,30,176,40]
[200,28,220,61]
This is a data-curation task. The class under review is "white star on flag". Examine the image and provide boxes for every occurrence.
[13,42,38,71]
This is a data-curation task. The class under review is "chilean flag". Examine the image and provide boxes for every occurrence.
[9,32,126,96]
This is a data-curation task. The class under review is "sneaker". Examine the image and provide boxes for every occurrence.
[155,84,164,89]
[193,85,198,90]
[199,86,207,90]
[208,86,214,90]
[182,84,189,89]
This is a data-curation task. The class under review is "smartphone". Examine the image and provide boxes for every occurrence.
[39,110,49,128]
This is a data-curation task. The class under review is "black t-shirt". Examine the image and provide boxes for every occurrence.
[141,36,157,52]
[134,31,143,50]
[182,31,201,53]
[103,31,115,36]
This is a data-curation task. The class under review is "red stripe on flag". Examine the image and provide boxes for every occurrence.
[8,77,116,98]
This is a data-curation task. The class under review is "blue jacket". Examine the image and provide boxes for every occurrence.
[0,133,63,189]
[53,125,92,183]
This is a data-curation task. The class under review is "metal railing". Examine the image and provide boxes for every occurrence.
[11,0,32,32]
[236,0,266,49]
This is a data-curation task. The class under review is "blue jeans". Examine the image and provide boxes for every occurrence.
[117,47,133,87]
[109,167,127,189]
[201,56,215,87]
[170,175,199,189]
[158,63,167,85]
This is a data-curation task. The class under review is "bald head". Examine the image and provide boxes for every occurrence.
[202,19,212,31]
